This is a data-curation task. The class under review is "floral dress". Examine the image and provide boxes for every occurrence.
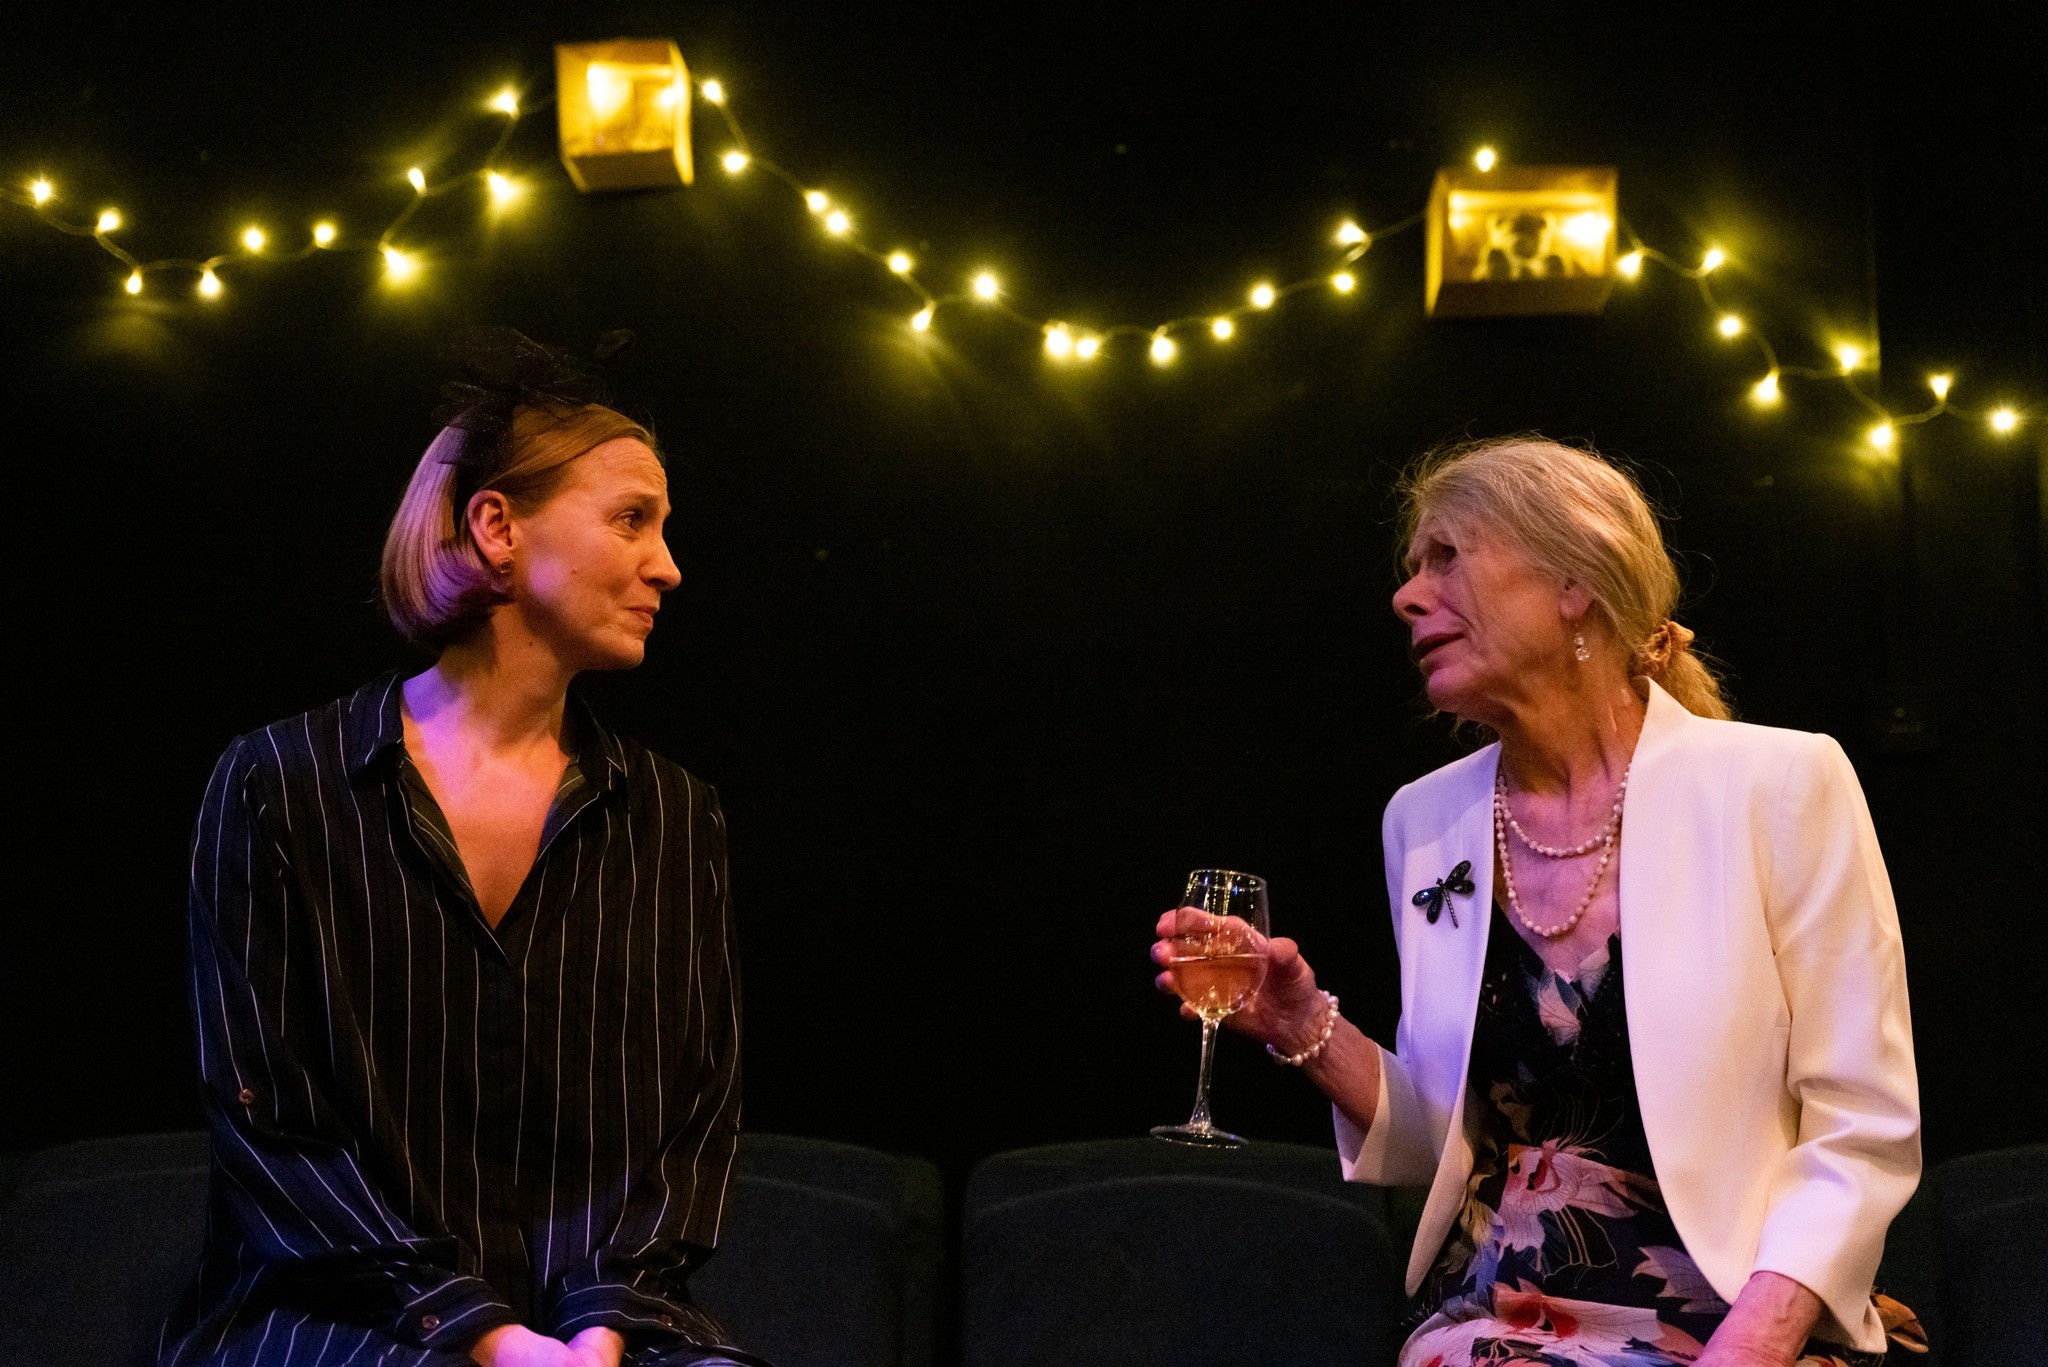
[1399,905,1916,1367]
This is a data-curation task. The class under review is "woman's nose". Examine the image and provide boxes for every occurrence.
[650,539,682,591]
[1392,572,1429,620]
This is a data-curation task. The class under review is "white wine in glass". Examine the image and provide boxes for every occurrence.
[1152,868,1270,1148]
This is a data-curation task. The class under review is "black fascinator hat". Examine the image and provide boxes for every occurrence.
[431,326,638,503]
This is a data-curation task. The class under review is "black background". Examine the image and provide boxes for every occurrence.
[1,1,2042,1189]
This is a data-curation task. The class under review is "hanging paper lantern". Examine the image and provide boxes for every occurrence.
[555,39,694,192]
[1425,165,1618,316]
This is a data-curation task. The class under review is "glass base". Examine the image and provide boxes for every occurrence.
[1150,1121,1249,1149]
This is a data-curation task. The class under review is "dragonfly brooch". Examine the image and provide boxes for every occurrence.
[1412,859,1475,928]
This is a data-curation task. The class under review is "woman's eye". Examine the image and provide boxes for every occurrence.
[620,511,644,529]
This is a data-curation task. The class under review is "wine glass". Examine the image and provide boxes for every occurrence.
[1151,868,1271,1148]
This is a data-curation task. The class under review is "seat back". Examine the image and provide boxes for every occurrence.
[961,1139,1404,1367]
[1925,1144,2047,1367]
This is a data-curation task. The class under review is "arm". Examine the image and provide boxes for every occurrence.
[1741,734,1920,1349]
[543,778,741,1349]
[189,736,517,1358]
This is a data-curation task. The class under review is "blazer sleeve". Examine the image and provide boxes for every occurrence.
[1751,733,1920,1343]
[189,736,517,1355]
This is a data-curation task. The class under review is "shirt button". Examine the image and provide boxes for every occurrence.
[237,1088,256,1105]
[420,1314,440,1333]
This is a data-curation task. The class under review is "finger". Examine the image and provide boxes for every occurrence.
[1155,970,1177,994]
[1266,935,1303,968]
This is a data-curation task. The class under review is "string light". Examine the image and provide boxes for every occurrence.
[486,172,523,205]
[1249,282,1276,309]
[125,270,143,295]
[1075,334,1102,360]
[973,271,1000,301]
[1751,371,1781,404]
[1834,343,1864,373]
[1474,146,1498,172]
[722,150,750,173]
[1332,271,1357,293]
[1149,331,1177,365]
[489,88,519,116]
[887,251,913,274]
[1044,323,1074,359]
[910,305,934,332]
[95,209,121,233]
[1717,314,1743,338]
[1335,220,1368,246]
[1928,373,1952,400]
[382,244,420,283]
[30,178,54,205]
[1211,317,1235,340]
[1699,247,1725,273]
[407,167,427,193]
[312,221,337,247]
[824,209,850,235]
[1990,408,2019,433]
[804,190,828,213]
[241,226,266,253]
[1867,421,1896,450]
[197,268,222,299]
[1616,250,1644,278]
[700,79,726,105]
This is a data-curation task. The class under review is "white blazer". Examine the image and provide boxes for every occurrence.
[1336,681,1919,1354]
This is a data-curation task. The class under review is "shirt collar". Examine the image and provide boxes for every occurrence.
[343,670,629,792]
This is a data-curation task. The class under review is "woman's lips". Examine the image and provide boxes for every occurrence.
[1412,632,1461,664]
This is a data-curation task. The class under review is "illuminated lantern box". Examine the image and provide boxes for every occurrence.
[1425,165,1618,316]
[556,39,694,192]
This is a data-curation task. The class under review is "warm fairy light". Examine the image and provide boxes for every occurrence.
[722,150,749,173]
[486,172,522,205]
[910,305,934,331]
[197,269,222,299]
[700,79,726,105]
[973,271,1000,301]
[1700,247,1725,273]
[1928,373,1952,400]
[382,245,420,283]
[824,209,850,235]
[1751,371,1781,404]
[1474,146,1498,172]
[1075,334,1102,360]
[1335,220,1367,246]
[1557,211,1612,253]
[1332,271,1357,293]
[312,221,337,247]
[1835,343,1864,373]
[125,270,143,295]
[1717,314,1743,338]
[654,81,685,112]
[1867,422,1895,450]
[1990,408,2019,433]
[489,88,519,115]
[407,167,427,193]
[804,190,828,213]
[887,251,913,274]
[95,209,121,233]
[1211,317,1235,340]
[1043,323,1074,359]
[30,178,54,205]
[1249,282,1276,309]
[1616,250,1644,278]
[1149,331,1177,365]
[242,226,266,253]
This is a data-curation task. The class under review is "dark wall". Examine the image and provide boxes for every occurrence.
[2,2,2042,1182]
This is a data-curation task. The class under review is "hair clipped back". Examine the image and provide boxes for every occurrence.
[1397,436,1731,719]
[380,329,658,649]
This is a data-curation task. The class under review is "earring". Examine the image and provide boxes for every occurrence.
[494,559,513,576]
[1573,631,1591,663]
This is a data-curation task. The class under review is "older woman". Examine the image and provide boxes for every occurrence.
[1154,438,1920,1367]
[161,334,760,1367]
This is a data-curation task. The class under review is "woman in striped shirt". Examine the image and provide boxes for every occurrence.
[163,335,757,1367]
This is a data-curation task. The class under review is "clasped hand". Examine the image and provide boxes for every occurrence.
[471,1325,624,1367]
[1150,907,1327,1055]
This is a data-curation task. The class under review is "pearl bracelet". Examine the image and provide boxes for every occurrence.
[1266,991,1340,1067]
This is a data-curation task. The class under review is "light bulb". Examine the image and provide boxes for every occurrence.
[407,167,426,193]
[824,209,850,235]
[1149,332,1177,365]
[197,269,222,299]
[973,272,1000,301]
[241,226,266,253]
[1835,343,1864,373]
[1990,408,2019,433]
[1474,146,1498,172]
[1332,271,1357,293]
[124,271,143,296]
[700,79,725,105]
[95,209,121,233]
[1751,371,1781,404]
[1700,247,1725,273]
[1335,220,1368,246]
[1717,314,1743,338]
[489,88,519,115]
[1928,373,1952,400]
[30,178,53,205]
[1211,317,1235,340]
[887,251,914,275]
[805,190,828,213]
[312,221,337,247]
[488,172,523,205]
[1867,422,1895,450]
[382,245,420,283]
[655,82,684,112]
[1044,324,1074,359]
[910,305,934,332]
[1075,335,1102,360]
[1616,250,1644,278]
[722,150,749,173]
[1249,282,1276,309]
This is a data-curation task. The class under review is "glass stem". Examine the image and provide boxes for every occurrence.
[1188,1017,1220,1128]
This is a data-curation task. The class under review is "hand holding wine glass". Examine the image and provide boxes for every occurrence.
[1150,906,1328,1053]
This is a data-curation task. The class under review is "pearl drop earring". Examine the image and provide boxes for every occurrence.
[1573,631,1591,663]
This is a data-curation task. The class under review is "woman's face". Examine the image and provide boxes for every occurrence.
[1391,516,1579,722]
[505,438,680,671]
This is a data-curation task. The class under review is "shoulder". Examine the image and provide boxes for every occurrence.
[1658,709,1852,799]
[209,675,398,799]
[607,730,725,824]
[1383,741,1497,836]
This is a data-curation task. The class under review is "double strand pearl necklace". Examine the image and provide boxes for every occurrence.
[1492,762,1631,940]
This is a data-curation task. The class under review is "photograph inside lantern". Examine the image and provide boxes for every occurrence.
[555,39,693,191]
[581,59,685,152]
[1445,191,1613,281]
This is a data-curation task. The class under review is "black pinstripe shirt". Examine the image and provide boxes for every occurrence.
[161,672,742,1366]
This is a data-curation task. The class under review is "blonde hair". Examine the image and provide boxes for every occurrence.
[380,402,657,648]
[1397,436,1731,719]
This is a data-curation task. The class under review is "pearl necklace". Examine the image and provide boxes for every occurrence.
[1492,764,1630,940]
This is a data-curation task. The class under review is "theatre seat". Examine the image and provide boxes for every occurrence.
[1920,1144,2047,1366]
[960,1139,1406,1367]
[0,1132,943,1367]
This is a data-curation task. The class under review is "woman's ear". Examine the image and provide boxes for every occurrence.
[465,490,516,566]
[1559,580,1594,624]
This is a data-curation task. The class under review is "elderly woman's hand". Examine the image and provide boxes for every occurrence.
[1150,907,1332,1055]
